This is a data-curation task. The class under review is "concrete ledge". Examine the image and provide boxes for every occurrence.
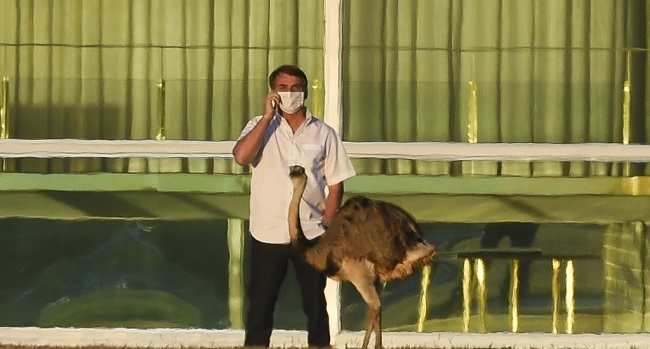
[2,327,650,349]
[2,173,649,196]
[1,173,649,223]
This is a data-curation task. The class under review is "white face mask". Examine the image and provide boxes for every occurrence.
[277,91,304,114]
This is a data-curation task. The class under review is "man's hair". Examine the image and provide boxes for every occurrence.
[269,65,309,99]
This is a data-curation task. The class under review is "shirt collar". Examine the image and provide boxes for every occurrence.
[274,108,317,126]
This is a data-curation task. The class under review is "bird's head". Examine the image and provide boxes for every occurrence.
[289,165,306,178]
[289,165,308,193]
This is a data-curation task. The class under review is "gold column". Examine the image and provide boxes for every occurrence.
[1,77,9,172]
[565,259,575,334]
[467,54,478,144]
[551,258,561,334]
[622,50,631,176]
[311,78,324,120]
[416,265,431,332]
[464,54,479,175]
[462,258,473,332]
[1,77,8,139]
[475,258,487,333]
[467,79,478,144]
[509,259,520,332]
[462,258,488,332]
[156,79,166,141]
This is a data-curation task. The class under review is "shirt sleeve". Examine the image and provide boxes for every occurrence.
[236,115,268,167]
[236,115,261,141]
[323,128,356,186]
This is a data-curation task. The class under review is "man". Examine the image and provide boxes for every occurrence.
[233,65,356,347]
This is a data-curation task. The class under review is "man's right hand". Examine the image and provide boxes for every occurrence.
[264,91,280,119]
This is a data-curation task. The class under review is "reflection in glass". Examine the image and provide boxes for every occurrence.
[341,223,610,334]
[0,219,232,328]
[4,217,650,334]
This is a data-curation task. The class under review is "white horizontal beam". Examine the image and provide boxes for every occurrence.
[0,139,237,159]
[345,142,650,162]
[0,139,649,162]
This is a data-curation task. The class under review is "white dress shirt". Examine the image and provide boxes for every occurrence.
[237,109,356,244]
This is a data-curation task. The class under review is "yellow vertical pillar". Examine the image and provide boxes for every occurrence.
[462,258,473,332]
[156,79,166,141]
[416,265,431,332]
[311,78,324,120]
[147,79,166,173]
[468,79,478,144]
[467,54,478,144]
[1,77,9,171]
[622,50,631,146]
[509,259,520,332]
[622,50,632,176]
[475,258,487,333]
[551,259,561,334]
[621,50,632,177]
[565,259,575,334]
[1,77,8,140]
[465,54,479,175]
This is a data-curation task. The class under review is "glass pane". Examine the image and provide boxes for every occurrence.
[0,218,233,328]
[340,222,607,334]
[0,215,335,331]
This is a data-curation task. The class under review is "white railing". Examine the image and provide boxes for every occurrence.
[1,139,650,162]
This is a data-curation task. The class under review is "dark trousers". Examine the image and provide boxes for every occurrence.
[244,237,330,347]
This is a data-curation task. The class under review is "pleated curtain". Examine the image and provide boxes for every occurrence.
[343,0,648,177]
[0,0,647,176]
[0,0,324,174]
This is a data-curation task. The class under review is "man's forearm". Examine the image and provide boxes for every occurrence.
[322,183,344,224]
[232,115,273,165]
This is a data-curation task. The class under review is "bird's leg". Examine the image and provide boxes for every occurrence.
[373,304,382,349]
[373,280,382,349]
[363,303,382,349]
[351,276,382,349]
[362,305,374,349]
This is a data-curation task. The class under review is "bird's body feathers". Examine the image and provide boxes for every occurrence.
[287,165,436,349]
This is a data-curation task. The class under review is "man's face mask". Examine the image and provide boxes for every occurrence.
[277,91,304,114]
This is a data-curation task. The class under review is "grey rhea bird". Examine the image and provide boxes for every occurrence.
[288,165,437,349]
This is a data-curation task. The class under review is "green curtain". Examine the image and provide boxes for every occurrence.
[0,0,324,174]
[343,0,648,177]
[1,0,648,177]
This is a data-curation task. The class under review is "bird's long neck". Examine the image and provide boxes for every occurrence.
[288,177,311,251]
